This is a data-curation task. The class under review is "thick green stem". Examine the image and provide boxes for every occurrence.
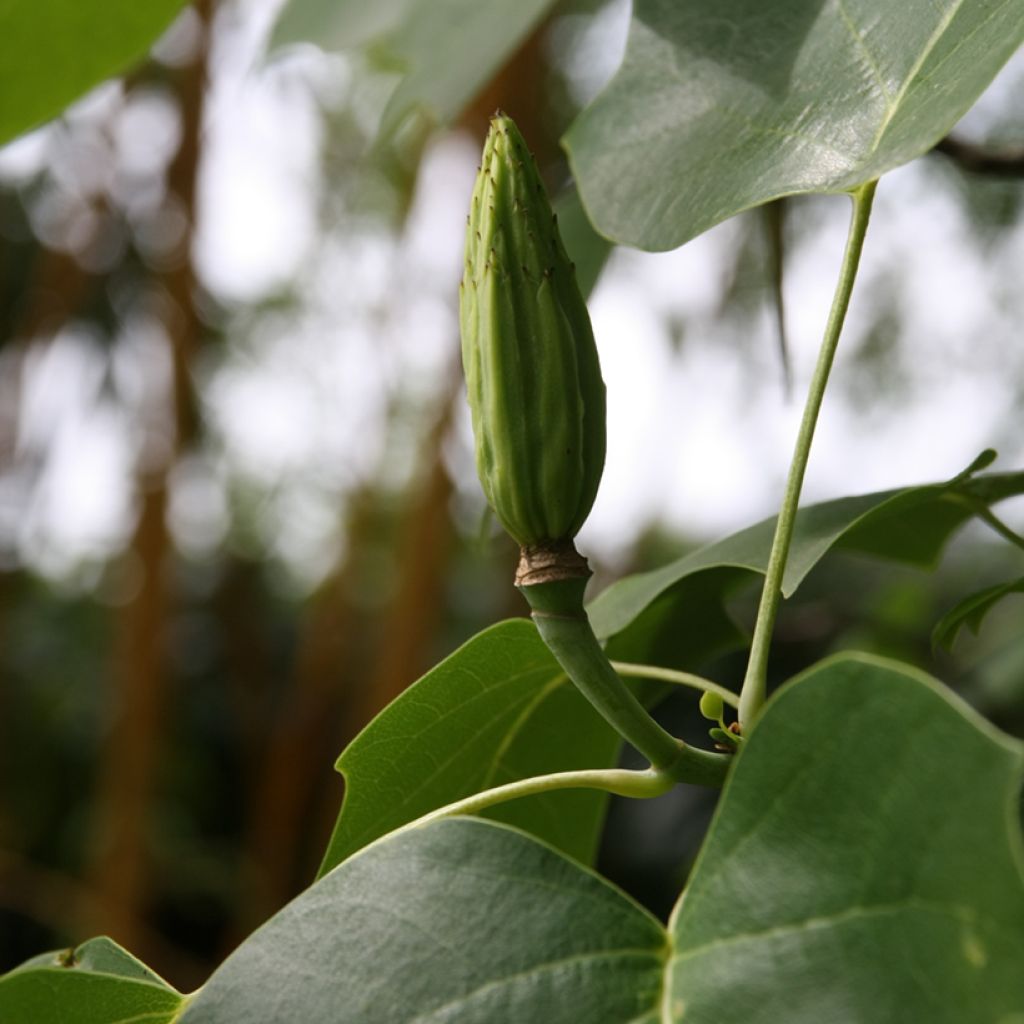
[739,181,878,730]
[519,574,730,788]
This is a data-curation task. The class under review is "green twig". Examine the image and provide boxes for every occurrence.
[611,661,739,708]
[404,767,674,830]
[739,181,878,730]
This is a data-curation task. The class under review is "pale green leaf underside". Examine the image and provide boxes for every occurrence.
[270,0,557,137]
[591,458,1024,659]
[665,654,1024,1021]
[317,619,623,876]
[182,818,667,1024]
[176,655,1024,1023]
[0,2,187,147]
[565,0,1024,249]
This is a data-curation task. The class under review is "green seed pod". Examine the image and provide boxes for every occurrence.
[460,113,606,549]
[699,691,725,722]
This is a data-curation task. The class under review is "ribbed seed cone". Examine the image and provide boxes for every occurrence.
[460,113,606,548]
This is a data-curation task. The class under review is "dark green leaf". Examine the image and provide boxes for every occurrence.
[590,458,1024,667]
[271,0,558,138]
[933,576,1024,651]
[666,653,1024,1021]
[565,0,1024,249]
[0,2,187,147]
[0,937,183,1024]
[180,656,1022,1023]
[182,818,666,1024]
[317,619,623,876]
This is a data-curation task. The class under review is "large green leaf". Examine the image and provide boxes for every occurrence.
[591,457,1024,665]
[665,653,1024,1021]
[181,818,666,1024]
[177,654,1022,1023]
[323,460,1024,876]
[0,2,187,147]
[565,0,1024,249]
[271,0,557,137]
[0,937,185,1023]
[317,619,623,876]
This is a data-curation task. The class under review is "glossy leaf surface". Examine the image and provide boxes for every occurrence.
[565,0,1024,249]
[317,619,622,875]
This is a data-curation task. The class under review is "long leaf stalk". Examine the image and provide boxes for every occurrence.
[739,181,878,730]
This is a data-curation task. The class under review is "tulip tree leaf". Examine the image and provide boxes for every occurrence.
[0,937,184,1024]
[565,0,1024,249]
[320,458,1024,877]
[665,653,1024,1021]
[271,0,557,137]
[0,1,187,147]
[176,655,1022,1023]
[316,619,624,876]
[180,818,667,1024]
[933,575,1024,651]
[591,456,1024,666]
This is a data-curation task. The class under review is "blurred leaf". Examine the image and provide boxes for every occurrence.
[183,819,666,1024]
[553,185,614,298]
[271,0,558,138]
[933,576,1024,651]
[589,453,1024,662]
[0,2,187,146]
[762,199,792,396]
[317,619,623,876]
[0,937,183,1023]
[565,0,1024,249]
[271,0,409,50]
[179,655,1023,1023]
[666,653,1024,1021]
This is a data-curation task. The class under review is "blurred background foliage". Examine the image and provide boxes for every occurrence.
[0,0,1022,992]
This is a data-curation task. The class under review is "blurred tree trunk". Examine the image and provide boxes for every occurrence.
[230,18,557,933]
[85,0,213,959]
[354,376,459,723]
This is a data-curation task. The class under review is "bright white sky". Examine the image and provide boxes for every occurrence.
[1,0,1022,587]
